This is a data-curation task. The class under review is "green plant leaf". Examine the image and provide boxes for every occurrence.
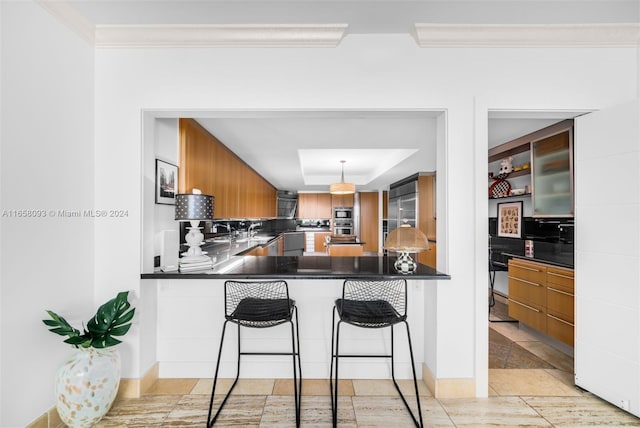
[42,310,81,338]
[43,291,136,349]
[85,291,136,348]
[109,324,132,337]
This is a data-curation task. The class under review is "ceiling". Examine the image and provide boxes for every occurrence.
[70,1,640,31]
[46,1,628,191]
[194,111,441,192]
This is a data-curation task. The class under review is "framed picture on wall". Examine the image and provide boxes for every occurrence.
[155,159,178,205]
[497,201,523,238]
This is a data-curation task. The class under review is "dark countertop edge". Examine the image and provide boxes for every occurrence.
[141,256,451,280]
[502,252,574,269]
[142,273,449,280]
[326,242,365,246]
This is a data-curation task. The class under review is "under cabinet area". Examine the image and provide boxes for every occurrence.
[508,258,574,346]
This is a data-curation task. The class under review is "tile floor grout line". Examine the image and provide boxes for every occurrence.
[521,395,558,428]
[434,397,460,428]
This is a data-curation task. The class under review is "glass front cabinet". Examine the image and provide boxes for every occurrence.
[532,128,573,217]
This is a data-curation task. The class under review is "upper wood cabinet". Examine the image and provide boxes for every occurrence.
[332,193,354,208]
[297,193,332,219]
[382,191,388,219]
[178,118,276,219]
[532,129,573,217]
[417,175,436,241]
[317,193,332,218]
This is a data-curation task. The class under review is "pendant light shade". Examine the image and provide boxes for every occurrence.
[329,160,355,195]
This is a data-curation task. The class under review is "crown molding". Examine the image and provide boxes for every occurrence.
[94,24,349,48]
[413,23,640,48]
[36,0,95,45]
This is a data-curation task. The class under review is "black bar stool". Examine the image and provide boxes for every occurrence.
[330,279,423,427]
[207,280,302,427]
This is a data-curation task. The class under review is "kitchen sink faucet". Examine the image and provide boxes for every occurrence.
[248,222,262,237]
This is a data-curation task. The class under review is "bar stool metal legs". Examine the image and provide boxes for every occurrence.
[329,279,424,427]
[207,280,302,427]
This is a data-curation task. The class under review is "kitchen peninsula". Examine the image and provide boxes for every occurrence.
[141,229,449,382]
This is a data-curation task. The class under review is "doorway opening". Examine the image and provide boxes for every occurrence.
[486,110,585,396]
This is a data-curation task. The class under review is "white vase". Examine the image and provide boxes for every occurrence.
[55,347,121,428]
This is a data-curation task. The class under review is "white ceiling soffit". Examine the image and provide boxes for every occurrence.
[298,149,419,185]
[413,23,640,48]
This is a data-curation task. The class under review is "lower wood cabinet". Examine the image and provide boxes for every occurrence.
[546,265,575,346]
[327,244,363,257]
[507,258,574,346]
[314,232,331,252]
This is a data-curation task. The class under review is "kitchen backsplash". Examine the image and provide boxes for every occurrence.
[489,217,574,244]
[489,217,574,268]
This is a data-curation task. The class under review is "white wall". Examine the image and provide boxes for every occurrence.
[0,2,95,426]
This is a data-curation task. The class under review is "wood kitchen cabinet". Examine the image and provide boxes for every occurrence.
[314,232,331,252]
[417,174,437,268]
[382,191,388,219]
[507,258,574,346]
[532,129,573,217]
[359,191,379,253]
[178,118,277,219]
[297,193,332,219]
[317,193,332,218]
[332,193,354,208]
[546,265,575,346]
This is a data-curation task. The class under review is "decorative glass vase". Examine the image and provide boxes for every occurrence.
[55,347,121,428]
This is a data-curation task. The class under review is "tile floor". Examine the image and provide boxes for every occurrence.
[93,301,640,427]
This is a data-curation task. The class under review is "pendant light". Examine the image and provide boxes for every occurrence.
[329,160,355,195]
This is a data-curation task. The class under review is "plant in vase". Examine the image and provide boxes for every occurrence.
[43,291,136,428]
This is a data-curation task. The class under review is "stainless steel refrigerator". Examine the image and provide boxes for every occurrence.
[388,179,417,231]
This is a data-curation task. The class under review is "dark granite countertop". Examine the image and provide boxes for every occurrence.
[502,252,573,269]
[142,256,450,280]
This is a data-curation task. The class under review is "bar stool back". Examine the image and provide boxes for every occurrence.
[207,280,301,427]
[330,279,423,427]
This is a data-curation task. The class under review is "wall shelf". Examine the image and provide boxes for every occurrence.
[489,193,531,201]
[488,169,531,180]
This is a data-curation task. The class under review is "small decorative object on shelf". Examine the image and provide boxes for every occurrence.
[488,156,516,198]
[42,291,136,428]
[498,156,514,177]
[489,177,511,198]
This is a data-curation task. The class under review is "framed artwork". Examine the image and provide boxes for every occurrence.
[155,159,178,205]
[497,201,523,238]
